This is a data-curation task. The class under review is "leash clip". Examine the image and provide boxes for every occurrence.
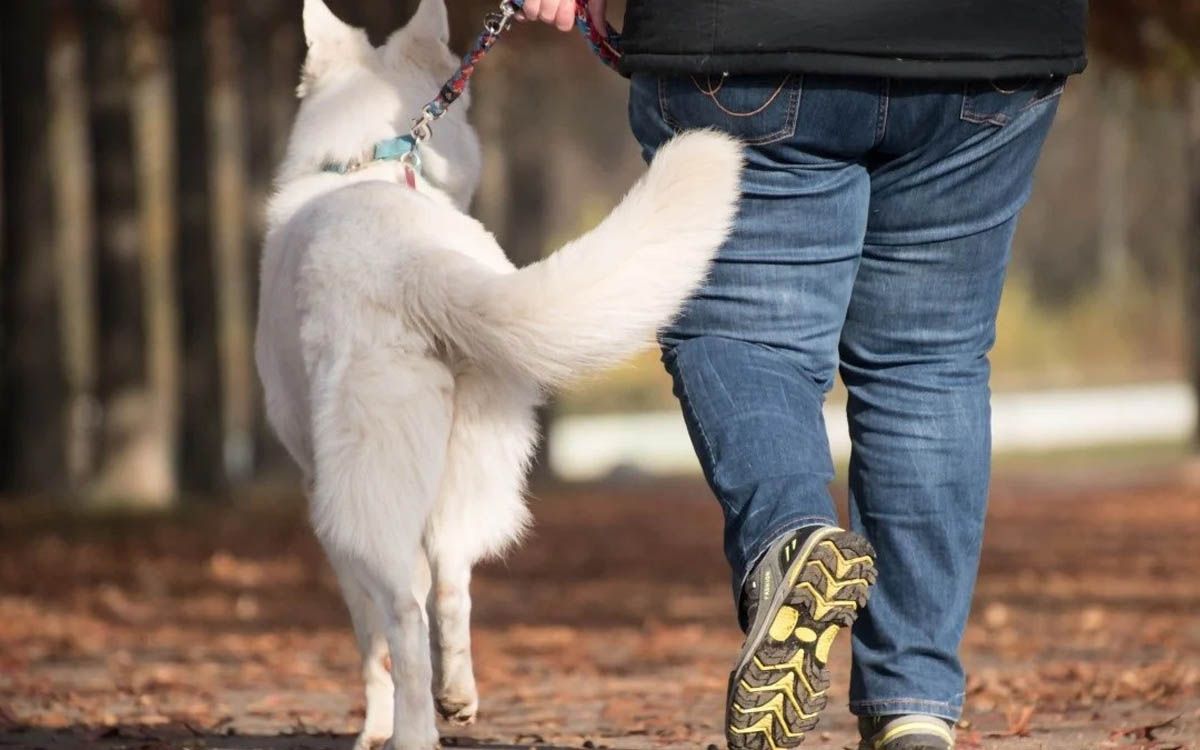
[410,105,438,144]
[485,1,521,35]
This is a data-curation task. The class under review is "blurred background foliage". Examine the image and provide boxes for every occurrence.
[1,0,1199,503]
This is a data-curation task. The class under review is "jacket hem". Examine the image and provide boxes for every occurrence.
[618,51,1088,80]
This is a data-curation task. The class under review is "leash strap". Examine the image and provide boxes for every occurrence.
[386,0,622,183]
[410,0,623,145]
[574,0,622,72]
[322,2,621,182]
[410,0,525,143]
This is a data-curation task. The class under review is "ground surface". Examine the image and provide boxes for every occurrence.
[1,468,1198,750]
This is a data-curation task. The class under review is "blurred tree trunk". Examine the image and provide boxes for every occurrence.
[1098,70,1134,288]
[240,0,302,478]
[240,0,301,223]
[0,33,4,398]
[48,0,99,489]
[207,0,255,483]
[265,12,302,170]
[1089,2,1200,454]
[101,0,180,505]
[171,0,224,492]
[1,3,68,492]
[1187,78,1200,449]
[86,1,149,503]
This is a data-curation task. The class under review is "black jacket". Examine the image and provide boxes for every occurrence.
[619,1,1088,80]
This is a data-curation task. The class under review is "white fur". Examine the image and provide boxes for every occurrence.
[255,2,742,748]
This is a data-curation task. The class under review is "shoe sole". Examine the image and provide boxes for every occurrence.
[726,528,877,750]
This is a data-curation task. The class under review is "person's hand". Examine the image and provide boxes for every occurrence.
[519,0,607,32]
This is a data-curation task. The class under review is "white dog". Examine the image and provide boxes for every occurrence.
[255,1,741,748]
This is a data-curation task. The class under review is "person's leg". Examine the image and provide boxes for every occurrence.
[630,74,886,750]
[628,73,878,600]
[840,78,1064,725]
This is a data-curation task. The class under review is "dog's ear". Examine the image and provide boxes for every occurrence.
[382,0,450,68]
[298,0,370,97]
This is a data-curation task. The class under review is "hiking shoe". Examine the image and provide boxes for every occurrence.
[726,526,877,750]
[858,715,956,750]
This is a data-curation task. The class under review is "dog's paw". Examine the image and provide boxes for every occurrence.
[382,732,440,750]
[435,695,478,726]
[354,732,391,750]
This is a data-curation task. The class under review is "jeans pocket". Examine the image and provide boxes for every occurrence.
[960,76,1066,127]
[658,74,803,145]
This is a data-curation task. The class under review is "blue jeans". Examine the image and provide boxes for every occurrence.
[629,73,1062,721]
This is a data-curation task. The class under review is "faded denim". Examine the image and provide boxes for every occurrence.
[629,73,1062,720]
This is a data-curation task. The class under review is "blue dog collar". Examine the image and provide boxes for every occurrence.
[323,135,420,175]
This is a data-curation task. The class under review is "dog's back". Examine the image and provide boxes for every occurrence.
[256,179,510,481]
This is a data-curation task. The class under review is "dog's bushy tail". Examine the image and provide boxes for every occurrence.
[420,130,742,387]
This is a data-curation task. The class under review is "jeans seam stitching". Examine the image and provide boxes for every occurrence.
[850,697,964,708]
[874,78,890,146]
[960,82,1011,126]
[739,75,803,146]
[659,76,682,134]
[1020,80,1066,112]
[672,359,718,481]
[657,76,803,146]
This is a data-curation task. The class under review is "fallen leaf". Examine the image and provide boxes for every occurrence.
[1107,714,1180,742]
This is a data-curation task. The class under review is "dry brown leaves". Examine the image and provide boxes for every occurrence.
[0,476,1197,749]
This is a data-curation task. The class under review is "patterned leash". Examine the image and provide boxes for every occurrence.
[407,0,622,156]
[573,0,622,71]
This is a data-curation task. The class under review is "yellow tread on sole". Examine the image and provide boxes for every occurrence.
[727,533,877,750]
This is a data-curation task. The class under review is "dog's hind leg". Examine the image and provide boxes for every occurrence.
[351,554,436,750]
[426,373,540,726]
[332,561,395,750]
[311,354,454,750]
[428,550,477,725]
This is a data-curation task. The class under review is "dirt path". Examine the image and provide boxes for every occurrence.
[1,472,1197,749]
